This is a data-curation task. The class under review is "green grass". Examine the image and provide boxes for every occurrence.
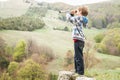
[43,10,72,30]
[85,69,120,80]
[1,29,119,74]
[84,28,106,41]
[94,52,120,69]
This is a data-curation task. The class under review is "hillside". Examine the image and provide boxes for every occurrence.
[0,0,30,18]
[0,0,120,80]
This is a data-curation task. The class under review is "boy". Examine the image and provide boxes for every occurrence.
[66,6,88,76]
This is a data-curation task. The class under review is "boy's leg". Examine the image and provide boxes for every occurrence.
[74,41,84,75]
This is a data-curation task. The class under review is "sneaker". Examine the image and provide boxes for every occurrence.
[84,77,96,80]
[72,73,80,77]
[76,77,86,80]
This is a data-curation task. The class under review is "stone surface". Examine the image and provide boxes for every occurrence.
[57,71,74,80]
[57,71,95,80]
[76,77,95,80]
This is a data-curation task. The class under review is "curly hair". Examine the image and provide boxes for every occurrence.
[78,6,88,16]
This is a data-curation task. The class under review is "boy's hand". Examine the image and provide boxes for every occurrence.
[70,10,77,16]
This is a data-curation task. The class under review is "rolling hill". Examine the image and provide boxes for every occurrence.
[0,0,30,18]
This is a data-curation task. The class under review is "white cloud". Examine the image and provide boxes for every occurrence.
[35,0,109,5]
[0,0,8,2]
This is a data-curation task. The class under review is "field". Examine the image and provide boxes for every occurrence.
[1,28,120,80]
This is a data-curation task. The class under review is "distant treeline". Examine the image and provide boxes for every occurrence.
[0,16,45,31]
[88,3,120,29]
[47,2,120,29]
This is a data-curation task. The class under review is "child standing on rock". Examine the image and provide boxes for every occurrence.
[66,6,88,76]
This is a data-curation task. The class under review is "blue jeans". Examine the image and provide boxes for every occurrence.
[74,40,84,75]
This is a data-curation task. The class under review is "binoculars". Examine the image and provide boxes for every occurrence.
[59,10,78,14]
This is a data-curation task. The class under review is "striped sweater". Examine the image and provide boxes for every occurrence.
[66,13,88,42]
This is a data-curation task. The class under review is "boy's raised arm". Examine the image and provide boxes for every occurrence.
[66,12,76,24]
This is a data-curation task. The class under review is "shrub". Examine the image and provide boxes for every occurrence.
[53,27,69,32]
[0,72,12,80]
[31,53,47,65]
[98,28,120,56]
[27,39,55,63]
[94,33,105,43]
[8,62,19,76]
[0,37,10,72]
[58,14,66,21]
[84,42,100,69]
[64,50,74,70]
[118,43,120,54]
[107,22,120,29]
[0,37,6,55]
[18,60,47,80]
[0,56,10,70]
[48,73,58,80]
[63,26,69,31]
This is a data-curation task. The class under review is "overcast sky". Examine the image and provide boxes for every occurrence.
[35,0,110,5]
[0,0,8,2]
[0,0,110,5]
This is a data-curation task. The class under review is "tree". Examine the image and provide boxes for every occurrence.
[13,40,26,62]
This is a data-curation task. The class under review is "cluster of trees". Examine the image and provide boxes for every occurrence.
[94,28,120,56]
[0,15,45,31]
[0,37,55,80]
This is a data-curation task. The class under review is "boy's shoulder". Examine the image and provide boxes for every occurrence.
[82,16,88,23]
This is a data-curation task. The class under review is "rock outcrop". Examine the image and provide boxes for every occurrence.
[57,71,95,80]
